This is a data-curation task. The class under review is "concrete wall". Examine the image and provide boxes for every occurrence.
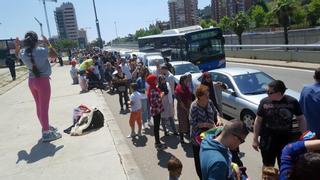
[226,50,320,63]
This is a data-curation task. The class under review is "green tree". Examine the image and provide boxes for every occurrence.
[90,38,105,47]
[218,16,232,33]
[231,12,250,45]
[53,39,78,51]
[272,0,296,44]
[307,0,320,26]
[200,19,217,28]
[250,5,267,28]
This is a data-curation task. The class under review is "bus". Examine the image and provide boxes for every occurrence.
[138,25,226,71]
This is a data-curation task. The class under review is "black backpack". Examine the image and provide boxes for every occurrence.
[89,108,104,129]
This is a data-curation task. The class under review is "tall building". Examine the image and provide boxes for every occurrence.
[211,0,246,22]
[54,2,79,41]
[168,0,199,29]
[78,28,88,48]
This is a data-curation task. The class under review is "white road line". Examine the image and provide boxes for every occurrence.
[228,62,314,73]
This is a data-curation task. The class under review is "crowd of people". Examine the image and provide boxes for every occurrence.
[15,31,320,180]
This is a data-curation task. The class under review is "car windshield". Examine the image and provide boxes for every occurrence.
[233,72,274,95]
[174,63,200,75]
[148,58,164,66]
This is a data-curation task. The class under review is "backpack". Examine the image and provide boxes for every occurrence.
[71,107,104,136]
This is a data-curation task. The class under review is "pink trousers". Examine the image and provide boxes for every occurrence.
[28,77,51,132]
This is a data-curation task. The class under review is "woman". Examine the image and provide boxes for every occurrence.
[189,85,221,179]
[15,31,61,142]
[201,72,218,113]
[136,68,152,129]
[158,75,177,136]
[175,75,192,143]
[146,74,167,150]
[113,66,129,113]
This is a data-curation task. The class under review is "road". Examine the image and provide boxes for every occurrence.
[227,62,314,92]
[103,63,315,180]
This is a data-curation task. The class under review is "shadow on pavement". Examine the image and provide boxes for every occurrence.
[132,135,148,147]
[16,140,64,164]
[160,135,179,149]
[181,143,194,158]
[157,150,173,168]
[143,127,154,136]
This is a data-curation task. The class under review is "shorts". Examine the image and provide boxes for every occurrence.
[260,133,291,167]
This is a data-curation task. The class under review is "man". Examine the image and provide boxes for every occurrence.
[200,120,249,180]
[299,68,320,136]
[120,58,132,81]
[164,57,175,75]
[5,53,16,81]
[252,80,307,168]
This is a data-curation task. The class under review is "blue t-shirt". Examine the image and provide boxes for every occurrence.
[299,83,320,133]
[280,141,306,180]
[19,47,51,78]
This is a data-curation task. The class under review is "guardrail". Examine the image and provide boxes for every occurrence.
[109,43,320,63]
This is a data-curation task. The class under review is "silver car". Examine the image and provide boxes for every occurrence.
[170,61,201,83]
[192,67,300,129]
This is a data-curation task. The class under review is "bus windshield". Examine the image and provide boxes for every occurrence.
[188,38,224,61]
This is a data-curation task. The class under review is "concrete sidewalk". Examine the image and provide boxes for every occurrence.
[227,57,320,70]
[0,65,143,180]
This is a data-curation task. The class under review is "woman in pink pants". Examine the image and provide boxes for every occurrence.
[15,31,62,142]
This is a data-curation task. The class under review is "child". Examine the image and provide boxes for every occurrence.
[70,59,79,84]
[167,156,183,180]
[128,83,143,138]
[79,69,88,93]
[158,75,177,136]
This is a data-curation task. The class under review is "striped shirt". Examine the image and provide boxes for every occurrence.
[189,100,218,144]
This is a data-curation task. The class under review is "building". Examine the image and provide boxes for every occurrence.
[78,28,88,49]
[168,0,199,29]
[212,0,248,22]
[54,2,79,41]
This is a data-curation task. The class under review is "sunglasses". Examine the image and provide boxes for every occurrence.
[267,91,276,95]
[232,133,245,144]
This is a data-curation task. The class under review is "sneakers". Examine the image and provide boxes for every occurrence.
[42,130,62,142]
[49,126,58,132]
[127,132,136,138]
[155,143,167,150]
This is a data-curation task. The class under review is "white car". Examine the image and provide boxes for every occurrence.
[170,61,201,83]
[143,53,164,74]
[192,67,300,130]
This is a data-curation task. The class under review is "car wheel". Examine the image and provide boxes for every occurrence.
[241,110,256,131]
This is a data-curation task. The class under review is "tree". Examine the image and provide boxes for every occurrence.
[218,16,232,33]
[90,38,105,47]
[250,5,267,28]
[307,0,320,26]
[231,12,250,45]
[272,0,296,44]
[53,39,78,51]
[200,19,218,28]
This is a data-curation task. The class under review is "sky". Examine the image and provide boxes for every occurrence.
[0,0,210,42]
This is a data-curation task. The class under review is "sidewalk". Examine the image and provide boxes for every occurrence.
[0,65,143,180]
[227,57,319,70]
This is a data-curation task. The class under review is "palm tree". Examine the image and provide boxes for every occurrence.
[272,0,295,44]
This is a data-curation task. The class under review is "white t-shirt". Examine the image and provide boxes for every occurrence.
[121,64,132,80]
[130,91,142,112]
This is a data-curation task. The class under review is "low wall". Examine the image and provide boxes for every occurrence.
[225,50,320,64]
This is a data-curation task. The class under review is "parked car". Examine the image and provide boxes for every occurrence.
[170,61,201,83]
[192,67,300,130]
[143,53,164,74]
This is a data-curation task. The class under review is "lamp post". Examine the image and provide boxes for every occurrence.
[34,17,44,36]
[114,21,119,43]
[41,0,57,38]
[92,0,103,49]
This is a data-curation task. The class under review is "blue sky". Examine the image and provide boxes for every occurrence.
[0,0,210,42]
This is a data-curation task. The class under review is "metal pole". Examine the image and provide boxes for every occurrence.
[42,0,51,38]
[34,17,44,37]
[92,0,102,48]
[114,21,119,42]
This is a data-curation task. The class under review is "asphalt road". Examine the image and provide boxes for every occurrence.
[103,63,315,180]
[227,62,315,92]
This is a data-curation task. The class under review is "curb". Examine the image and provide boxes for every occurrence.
[101,91,145,180]
[227,59,318,71]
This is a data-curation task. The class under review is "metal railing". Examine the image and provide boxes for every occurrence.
[225,44,320,51]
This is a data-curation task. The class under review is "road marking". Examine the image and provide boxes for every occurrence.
[228,62,314,73]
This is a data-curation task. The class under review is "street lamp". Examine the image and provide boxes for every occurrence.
[41,0,57,38]
[92,0,103,48]
[34,17,44,36]
[114,21,119,42]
